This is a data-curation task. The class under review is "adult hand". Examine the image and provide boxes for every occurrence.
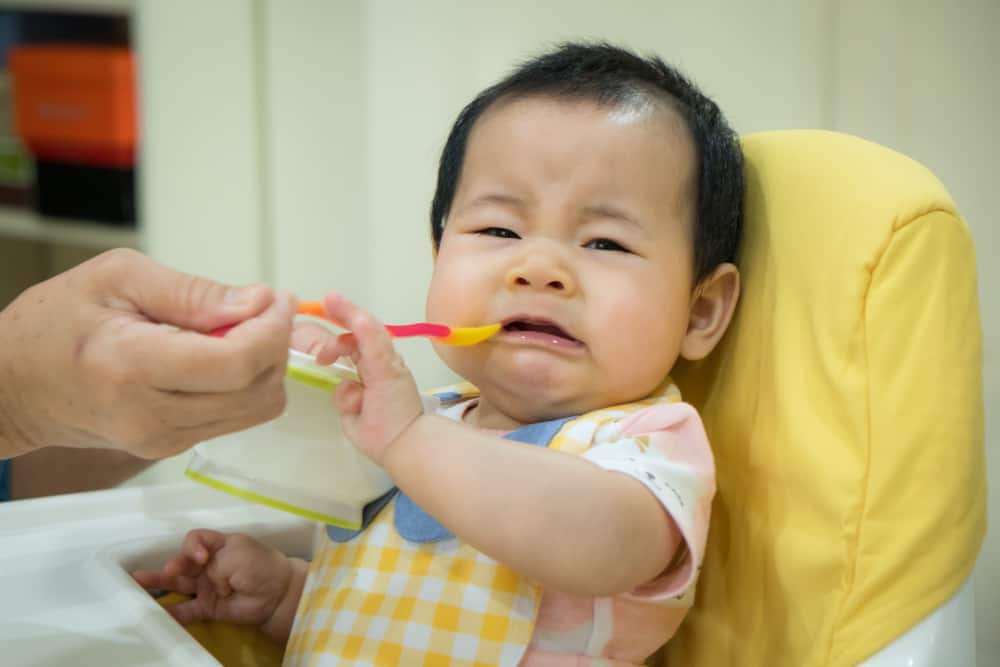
[0,248,295,459]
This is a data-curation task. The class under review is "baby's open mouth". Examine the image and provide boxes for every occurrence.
[502,319,580,343]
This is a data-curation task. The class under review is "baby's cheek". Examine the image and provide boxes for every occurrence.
[427,264,490,324]
[596,309,678,393]
[424,271,457,322]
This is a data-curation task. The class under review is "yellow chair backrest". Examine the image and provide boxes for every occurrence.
[663,130,986,666]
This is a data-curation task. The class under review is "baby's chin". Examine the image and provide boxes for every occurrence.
[438,352,660,424]
[471,385,627,430]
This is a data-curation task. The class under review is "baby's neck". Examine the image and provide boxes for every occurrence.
[463,399,527,431]
[464,396,577,431]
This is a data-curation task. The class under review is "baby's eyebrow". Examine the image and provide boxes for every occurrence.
[582,203,642,229]
[457,192,527,215]
[475,193,525,208]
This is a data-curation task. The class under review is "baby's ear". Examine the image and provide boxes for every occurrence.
[680,263,740,361]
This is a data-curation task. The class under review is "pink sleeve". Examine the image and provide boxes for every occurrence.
[581,402,716,601]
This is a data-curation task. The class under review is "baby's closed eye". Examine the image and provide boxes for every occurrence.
[584,238,632,253]
[477,226,521,239]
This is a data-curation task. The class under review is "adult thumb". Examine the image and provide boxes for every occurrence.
[111,252,275,331]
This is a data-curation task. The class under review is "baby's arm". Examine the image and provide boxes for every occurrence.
[391,415,681,597]
[319,293,684,598]
[132,529,308,644]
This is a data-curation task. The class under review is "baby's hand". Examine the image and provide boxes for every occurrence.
[319,292,425,466]
[290,318,339,360]
[131,529,294,629]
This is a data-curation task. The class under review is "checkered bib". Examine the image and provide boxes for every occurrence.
[285,380,680,666]
[284,498,539,666]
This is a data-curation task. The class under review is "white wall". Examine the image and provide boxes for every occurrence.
[835,2,999,662]
[262,0,369,303]
[137,0,266,285]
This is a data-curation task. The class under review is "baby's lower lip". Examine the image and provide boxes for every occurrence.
[500,329,584,350]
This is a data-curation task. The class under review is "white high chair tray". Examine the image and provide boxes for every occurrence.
[0,481,314,666]
[1,481,975,666]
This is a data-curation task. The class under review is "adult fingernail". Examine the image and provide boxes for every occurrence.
[225,285,255,307]
[275,290,296,315]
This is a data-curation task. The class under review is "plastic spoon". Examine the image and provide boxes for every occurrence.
[209,302,500,347]
[295,301,500,346]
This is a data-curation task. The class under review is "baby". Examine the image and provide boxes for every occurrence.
[135,41,743,666]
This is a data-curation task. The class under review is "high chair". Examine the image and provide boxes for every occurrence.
[659,130,986,666]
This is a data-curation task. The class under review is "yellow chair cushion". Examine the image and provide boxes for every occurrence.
[663,130,986,666]
[157,593,284,667]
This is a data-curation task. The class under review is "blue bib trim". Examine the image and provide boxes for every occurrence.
[327,415,576,543]
[326,487,398,542]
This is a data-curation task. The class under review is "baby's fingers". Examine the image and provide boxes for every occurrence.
[335,379,364,415]
[131,569,167,591]
[291,320,339,358]
[323,293,398,377]
[163,596,213,626]
[131,570,199,596]
[182,529,228,564]
[160,529,226,578]
[317,331,357,367]
[161,553,203,579]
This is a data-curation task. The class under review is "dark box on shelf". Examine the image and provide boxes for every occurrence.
[34,160,135,224]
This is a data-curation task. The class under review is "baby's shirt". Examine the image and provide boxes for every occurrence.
[285,380,715,666]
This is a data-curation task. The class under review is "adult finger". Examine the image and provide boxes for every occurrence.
[125,402,285,460]
[110,292,294,393]
[96,355,288,460]
[159,366,284,430]
[93,249,276,332]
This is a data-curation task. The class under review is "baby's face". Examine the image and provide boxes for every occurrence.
[427,96,698,430]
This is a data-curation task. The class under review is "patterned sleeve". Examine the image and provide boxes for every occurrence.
[0,459,10,502]
[581,402,715,601]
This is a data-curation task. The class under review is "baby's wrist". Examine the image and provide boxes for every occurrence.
[259,556,308,645]
[380,413,430,476]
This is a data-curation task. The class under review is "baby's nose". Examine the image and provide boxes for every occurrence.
[505,247,575,294]
[511,274,566,290]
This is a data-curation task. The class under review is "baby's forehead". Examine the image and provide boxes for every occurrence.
[463,93,698,201]
[471,92,694,160]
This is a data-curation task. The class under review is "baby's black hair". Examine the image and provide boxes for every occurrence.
[429,41,743,283]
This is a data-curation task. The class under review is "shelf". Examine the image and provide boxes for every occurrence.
[0,206,140,249]
[0,0,132,14]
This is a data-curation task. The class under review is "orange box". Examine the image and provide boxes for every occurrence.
[9,45,137,168]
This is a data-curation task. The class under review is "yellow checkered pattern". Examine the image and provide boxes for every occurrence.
[547,378,681,455]
[285,501,540,666]
[284,378,679,666]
